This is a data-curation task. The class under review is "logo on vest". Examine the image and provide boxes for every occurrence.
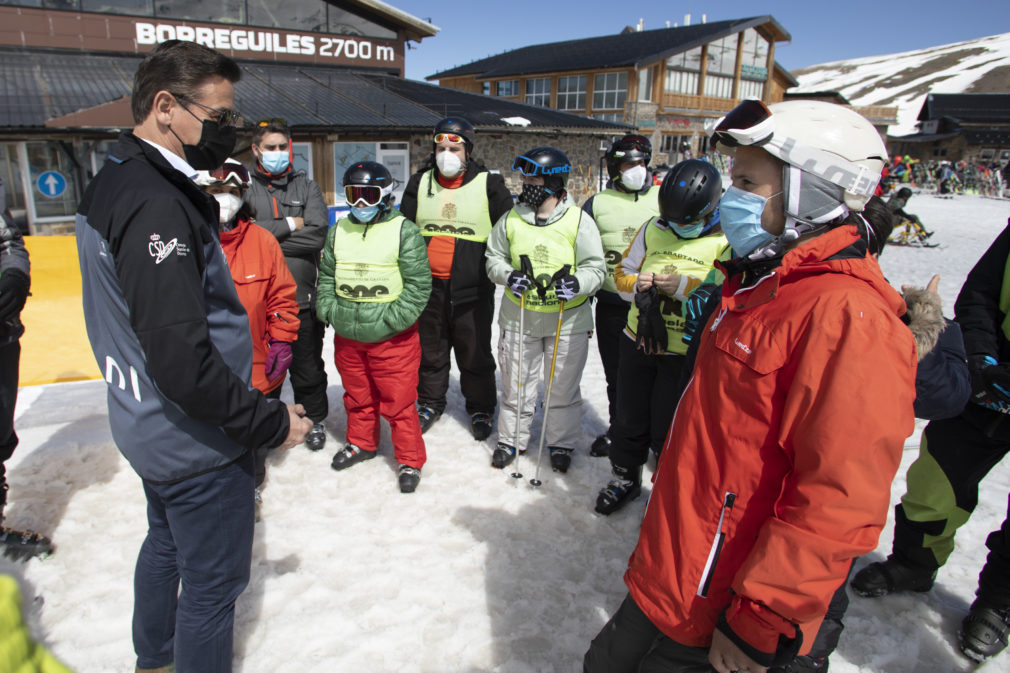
[441,202,457,220]
[532,244,551,267]
[623,226,638,243]
[148,234,178,265]
[424,223,476,236]
[661,264,678,275]
[605,250,622,267]
[353,263,370,277]
[659,294,682,317]
[339,284,391,299]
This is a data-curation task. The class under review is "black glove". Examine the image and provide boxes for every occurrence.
[553,273,580,302]
[681,283,719,346]
[506,270,532,298]
[0,269,29,323]
[634,286,668,354]
[970,355,1010,409]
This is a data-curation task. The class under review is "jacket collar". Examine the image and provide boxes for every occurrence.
[115,132,216,223]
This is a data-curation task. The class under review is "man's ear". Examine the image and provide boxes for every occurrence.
[153,90,175,127]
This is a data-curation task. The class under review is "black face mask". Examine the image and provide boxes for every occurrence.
[171,120,237,170]
[519,183,550,208]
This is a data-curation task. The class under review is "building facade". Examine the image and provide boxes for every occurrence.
[889,93,1010,166]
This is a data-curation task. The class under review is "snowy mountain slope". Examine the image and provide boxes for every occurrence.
[792,32,1010,136]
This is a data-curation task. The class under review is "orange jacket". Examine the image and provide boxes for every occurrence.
[219,215,300,393]
[625,225,917,664]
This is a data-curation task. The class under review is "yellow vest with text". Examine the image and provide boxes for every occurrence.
[505,207,587,313]
[627,218,729,354]
[591,186,660,294]
[332,215,405,303]
[415,170,493,243]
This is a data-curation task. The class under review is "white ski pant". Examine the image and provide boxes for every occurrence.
[497,328,589,452]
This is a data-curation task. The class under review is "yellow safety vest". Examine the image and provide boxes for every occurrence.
[505,206,587,313]
[332,215,405,303]
[627,218,729,354]
[591,186,660,294]
[415,170,493,243]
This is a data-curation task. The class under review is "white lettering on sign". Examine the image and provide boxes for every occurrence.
[135,22,391,61]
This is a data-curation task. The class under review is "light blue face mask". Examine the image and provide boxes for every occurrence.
[260,150,290,174]
[351,205,379,223]
[720,186,779,257]
[670,219,704,239]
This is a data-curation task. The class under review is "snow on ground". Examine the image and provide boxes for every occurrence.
[2,194,1010,672]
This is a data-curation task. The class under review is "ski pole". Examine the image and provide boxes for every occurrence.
[511,254,535,480]
[530,297,566,488]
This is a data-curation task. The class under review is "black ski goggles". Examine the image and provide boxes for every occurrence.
[710,99,775,150]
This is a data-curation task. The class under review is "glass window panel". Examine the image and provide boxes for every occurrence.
[557,75,586,110]
[706,36,737,76]
[593,72,627,110]
[0,2,42,7]
[666,46,701,72]
[327,5,396,39]
[525,78,550,107]
[247,0,324,32]
[740,28,769,81]
[155,0,244,24]
[739,79,764,100]
[637,67,653,101]
[81,0,151,13]
[42,0,77,8]
[704,74,733,99]
[26,141,80,219]
[664,70,698,95]
[496,80,519,97]
[0,143,25,212]
[333,142,375,202]
[482,81,490,96]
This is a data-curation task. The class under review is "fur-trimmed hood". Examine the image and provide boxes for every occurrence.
[903,286,945,362]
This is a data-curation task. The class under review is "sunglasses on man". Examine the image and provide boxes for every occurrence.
[171,93,243,128]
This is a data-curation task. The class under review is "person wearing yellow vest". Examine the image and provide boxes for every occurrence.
[582,135,660,459]
[485,146,606,473]
[595,160,729,515]
[316,162,433,494]
[0,575,72,672]
[400,118,514,441]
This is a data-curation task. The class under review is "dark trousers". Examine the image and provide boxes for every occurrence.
[893,413,1010,595]
[133,451,255,673]
[253,386,283,488]
[584,593,713,673]
[417,278,496,416]
[594,299,629,429]
[610,337,686,470]
[0,340,19,483]
[805,560,855,661]
[288,308,328,423]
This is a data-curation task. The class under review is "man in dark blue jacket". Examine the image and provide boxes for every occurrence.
[76,41,311,673]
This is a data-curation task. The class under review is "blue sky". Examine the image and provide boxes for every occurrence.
[392,0,1009,82]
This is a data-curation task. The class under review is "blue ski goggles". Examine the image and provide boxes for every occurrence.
[512,155,571,177]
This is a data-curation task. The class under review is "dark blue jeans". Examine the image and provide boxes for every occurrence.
[133,451,255,672]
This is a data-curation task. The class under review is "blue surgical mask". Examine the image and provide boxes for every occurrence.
[720,186,778,257]
[351,205,379,223]
[260,150,290,174]
[670,219,704,239]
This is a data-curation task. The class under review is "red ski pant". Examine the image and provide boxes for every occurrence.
[333,326,426,469]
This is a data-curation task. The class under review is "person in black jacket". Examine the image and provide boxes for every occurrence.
[76,41,311,673]
[399,117,514,440]
[851,218,1010,663]
[245,120,330,451]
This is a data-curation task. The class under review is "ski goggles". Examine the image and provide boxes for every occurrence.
[258,117,287,127]
[512,155,571,177]
[344,184,392,207]
[433,132,466,144]
[207,162,250,186]
[709,99,775,150]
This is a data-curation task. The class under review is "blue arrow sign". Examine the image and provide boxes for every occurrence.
[37,171,67,198]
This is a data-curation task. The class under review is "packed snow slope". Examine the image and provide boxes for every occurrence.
[2,194,1010,672]
[792,31,1010,136]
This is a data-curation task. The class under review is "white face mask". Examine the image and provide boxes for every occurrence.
[214,193,242,224]
[436,151,464,178]
[620,164,648,192]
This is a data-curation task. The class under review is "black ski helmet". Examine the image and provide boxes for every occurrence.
[605,135,652,180]
[896,186,913,199]
[659,159,722,225]
[513,146,571,195]
[343,161,395,210]
[433,117,475,156]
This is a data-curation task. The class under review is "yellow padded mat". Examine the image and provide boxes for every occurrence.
[19,235,99,386]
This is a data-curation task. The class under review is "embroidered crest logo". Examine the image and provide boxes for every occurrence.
[148,234,178,265]
[532,244,551,266]
[441,202,457,220]
[623,227,638,243]
[354,263,369,277]
[661,264,678,275]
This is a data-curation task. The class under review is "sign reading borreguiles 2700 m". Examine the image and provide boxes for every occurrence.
[135,22,397,63]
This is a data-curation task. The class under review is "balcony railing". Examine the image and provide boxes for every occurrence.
[661,93,739,113]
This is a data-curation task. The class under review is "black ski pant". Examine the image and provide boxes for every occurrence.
[0,339,19,484]
[288,308,329,424]
[609,337,686,471]
[891,412,1010,598]
[417,278,496,416]
[594,298,629,430]
[584,593,713,673]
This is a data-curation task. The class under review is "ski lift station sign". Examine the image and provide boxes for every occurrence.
[37,171,66,199]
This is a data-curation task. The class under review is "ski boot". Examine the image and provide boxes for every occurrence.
[417,403,442,434]
[470,412,493,441]
[850,557,936,597]
[595,465,643,515]
[767,655,828,673]
[549,447,573,473]
[398,465,421,494]
[331,444,377,471]
[589,434,612,457]
[0,528,54,562]
[491,442,523,469]
[304,422,327,451]
[960,601,1010,662]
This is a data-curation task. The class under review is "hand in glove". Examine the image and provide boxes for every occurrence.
[553,273,580,302]
[506,270,533,298]
[681,283,720,346]
[634,286,668,355]
[265,339,294,383]
[969,355,1010,410]
[0,269,29,323]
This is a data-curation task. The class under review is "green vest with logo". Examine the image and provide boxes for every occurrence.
[505,207,587,313]
[332,215,405,303]
[415,170,493,243]
[627,218,729,355]
[591,186,660,294]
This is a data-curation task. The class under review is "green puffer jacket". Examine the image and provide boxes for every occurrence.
[316,210,432,343]
[0,575,72,673]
